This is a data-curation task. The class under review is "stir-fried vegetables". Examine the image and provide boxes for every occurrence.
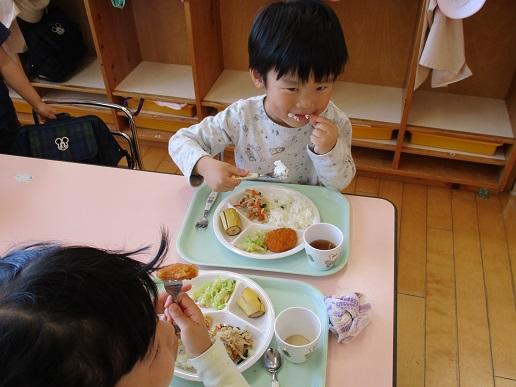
[211,324,254,363]
[176,322,254,372]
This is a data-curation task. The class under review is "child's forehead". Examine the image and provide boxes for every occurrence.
[275,71,334,83]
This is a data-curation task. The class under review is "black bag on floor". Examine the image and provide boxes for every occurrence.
[22,7,86,82]
[12,113,132,167]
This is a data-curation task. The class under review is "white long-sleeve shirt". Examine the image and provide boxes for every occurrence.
[190,339,249,387]
[169,95,355,191]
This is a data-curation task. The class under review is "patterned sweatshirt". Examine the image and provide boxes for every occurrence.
[169,95,355,191]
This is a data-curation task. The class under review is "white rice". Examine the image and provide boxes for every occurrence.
[266,194,315,229]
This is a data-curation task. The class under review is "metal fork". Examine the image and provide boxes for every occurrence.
[236,172,276,180]
[163,279,183,301]
[195,190,219,229]
[162,279,183,333]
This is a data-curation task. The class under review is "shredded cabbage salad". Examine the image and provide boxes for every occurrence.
[237,230,267,253]
[191,278,236,310]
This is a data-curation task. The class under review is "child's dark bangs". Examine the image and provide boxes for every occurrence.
[274,39,345,83]
[250,1,348,83]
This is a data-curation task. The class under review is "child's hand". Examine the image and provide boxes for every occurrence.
[166,293,212,357]
[309,115,338,155]
[155,284,192,314]
[196,156,248,192]
[34,102,57,121]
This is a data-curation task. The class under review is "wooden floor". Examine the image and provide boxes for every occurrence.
[139,146,516,387]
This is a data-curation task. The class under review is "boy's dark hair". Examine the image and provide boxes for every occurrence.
[0,233,168,387]
[249,0,348,84]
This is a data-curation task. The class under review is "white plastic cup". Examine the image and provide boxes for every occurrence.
[274,307,322,364]
[303,223,344,270]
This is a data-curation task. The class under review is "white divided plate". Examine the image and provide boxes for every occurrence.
[173,270,275,381]
[213,185,320,259]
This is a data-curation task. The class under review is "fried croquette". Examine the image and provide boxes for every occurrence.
[157,263,198,281]
[265,227,297,253]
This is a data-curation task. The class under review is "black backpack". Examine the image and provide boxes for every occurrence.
[22,7,86,82]
[12,113,133,168]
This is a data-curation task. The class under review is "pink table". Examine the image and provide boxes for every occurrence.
[0,155,396,386]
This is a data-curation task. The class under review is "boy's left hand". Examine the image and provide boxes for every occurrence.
[309,115,338,155]
[34,102,57,121]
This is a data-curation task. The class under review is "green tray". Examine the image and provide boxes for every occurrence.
[176,182,350,276]
[170,274,329,387]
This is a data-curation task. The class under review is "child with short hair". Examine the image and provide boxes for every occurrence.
[0,21,56,153]
[169,0,355,192]
[0,234,249,387]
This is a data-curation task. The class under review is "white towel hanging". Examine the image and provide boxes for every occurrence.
[415,0,472,89]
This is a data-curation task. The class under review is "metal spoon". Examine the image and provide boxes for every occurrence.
[263,347,282,387]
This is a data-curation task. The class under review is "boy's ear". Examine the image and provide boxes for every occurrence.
[250,69,265,89]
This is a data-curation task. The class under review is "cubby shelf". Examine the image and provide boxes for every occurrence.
[31,57,106,94]
[408,90,514,139]
[203,70,258,109]
[113,62,195,103]
[333,82,403,124]
[10,0,516,191]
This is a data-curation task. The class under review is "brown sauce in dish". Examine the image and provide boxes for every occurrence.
[309,239,336,250]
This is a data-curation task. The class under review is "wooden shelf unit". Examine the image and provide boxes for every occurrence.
[11,0,516,191]
[396,0,516,191]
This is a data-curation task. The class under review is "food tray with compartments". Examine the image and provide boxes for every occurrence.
[168,272,329,387]
[176,181,350,276]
